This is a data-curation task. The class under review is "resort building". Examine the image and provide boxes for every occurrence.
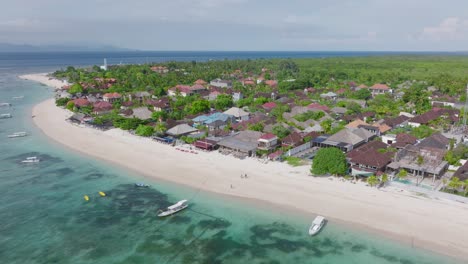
[313,128,375,152]
[218,130,263,158]
[257,133,279,151]
[347,141,394,177]
[93,101,113,115]
[131,107,153,120]
[165,124,198,137]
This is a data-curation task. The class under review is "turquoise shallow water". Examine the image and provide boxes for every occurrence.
[0,54,464,263]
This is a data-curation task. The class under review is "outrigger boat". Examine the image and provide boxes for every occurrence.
[0,113,12,119]
[8,132,27,138]
[158,200,188,217]
[309,216,326,236]
[21,156,40,163]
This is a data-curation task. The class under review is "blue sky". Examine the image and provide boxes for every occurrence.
[2,0,468,51]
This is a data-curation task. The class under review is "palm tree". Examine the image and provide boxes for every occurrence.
[448,177,463,193]
[367,175,379,187]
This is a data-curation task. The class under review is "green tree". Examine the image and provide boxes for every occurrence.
[154,122,167,135]
[55,98,70,107]
[398,169,408,179]
[448,177,463,193]
[320,119,333,133]
[66,101,75,111]
[188,99,210,115]
[135,125,154,137]
[213,94,233,110]
[381,173,389,184]
[410,125,434,139]
[311,148,347,176]
[152,111,167,121]
[352,89,371,100]
[367,175,379,187]
[68,83,83,94]
[248,122,264,132]
[272,125,291,139]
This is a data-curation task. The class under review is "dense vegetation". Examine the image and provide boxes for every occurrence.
[311,148,347,176]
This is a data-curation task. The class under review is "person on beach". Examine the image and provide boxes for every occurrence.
[230,184,233,188]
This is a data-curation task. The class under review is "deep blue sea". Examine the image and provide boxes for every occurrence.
[0,51,463,263]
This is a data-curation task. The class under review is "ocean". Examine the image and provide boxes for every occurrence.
[0,51,462,263]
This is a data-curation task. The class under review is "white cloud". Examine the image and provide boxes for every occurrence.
[421,17,468,40]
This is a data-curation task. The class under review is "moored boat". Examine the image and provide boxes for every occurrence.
[8,132,27,138]
[21,156,40,163]
[0,102,11,107]
[12,96,24,100]
[158,200,188,217]
[309,216,326,236]
[0,113,12,119]
[135,183,150,187]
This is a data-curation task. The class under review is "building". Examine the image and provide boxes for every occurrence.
[151,66,169,74]
[369,84,391,97]
[281,132,303,148]
[453,162,468,181]
[147,98,171,112]
[390,133,418,149]
[192,112,236,128]
[166,124,198,137]
[257,133,279,151]
[232,92,243,102]
[72,98,90,108]
[131,91,152,103]
[168,85,193,97]
[218,130,263,157]
[102,93,122,103]
[320,92,337,100]
[93,101,113,115]
[132,107,153,120]
[262,102,277,111]
[210,79,232,88]
[347,141,394,177]
[382,115,410,128]
[313,128,375,152]
[223,107,250,122]
[408,108,459,127]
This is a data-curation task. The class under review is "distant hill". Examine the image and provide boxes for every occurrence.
[0,43,136,52]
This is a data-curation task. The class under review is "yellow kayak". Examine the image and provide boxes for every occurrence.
[84,195,90,201]
[99,191,106,197]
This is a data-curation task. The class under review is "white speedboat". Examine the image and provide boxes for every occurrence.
[21,156,40,163]
[0,113,12,119]
[135,183,150,187]
[309,215,326,236]
[158,200,188,217]
[8,132,28,138]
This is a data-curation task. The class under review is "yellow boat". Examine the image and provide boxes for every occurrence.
[84,195,89,201]
[99,191,106,197]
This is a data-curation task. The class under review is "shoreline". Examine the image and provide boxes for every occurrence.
[22,74,468,262]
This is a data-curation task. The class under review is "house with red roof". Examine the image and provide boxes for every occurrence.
[408,108,459,127]
[281,132,303,148]
[168,85,193,97]
[257,133,279,151]
[93,101,113,115]
[347,141,394,177]
[264,80,278,88]
[262,102,277,111]
[102,92,122,103]
[369,83,391,97]
[194,79,207,85]
[72,98,90,108]
[307,103,330,112]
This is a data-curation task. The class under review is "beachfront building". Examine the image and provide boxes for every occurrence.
[193,138,218,151]
[387,133,450,180]
[103,92,122,103]
[347,141,394,177]
[218,130,263,158]
[313,128,375,152]
[223,107,249,122]
[192,112,236,129]
[131,107,153,120]
[281,132,303,148]
[165,124,198,137]
[93,101,113,115]
[257,133,279,151]
[210,78,233,88]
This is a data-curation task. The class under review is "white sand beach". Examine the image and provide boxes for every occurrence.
[20,73,66,90]
[25,74,468,261]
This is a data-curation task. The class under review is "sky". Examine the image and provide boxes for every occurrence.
[2,0,468,51]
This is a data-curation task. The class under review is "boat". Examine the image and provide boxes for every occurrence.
[309,216,326,236]
[135,183,150,187]
[99,191,106,197]
[0,113,12,119]
[0,103,11,107]
[158,200,188,217]
[8,132,27,138]
[21,156,40,163]
[84,195,90,201]
[12,96,24,100]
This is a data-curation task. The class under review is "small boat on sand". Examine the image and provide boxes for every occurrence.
[135,183,150,187]
[21,156,40,163]
[309,216,326,236]
[0,113,12,119]
[8,132,27,138]
[158,200,188,217]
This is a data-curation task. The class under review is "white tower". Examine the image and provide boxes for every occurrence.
[100,58,108,71]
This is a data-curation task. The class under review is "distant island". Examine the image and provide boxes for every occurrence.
[0,42,135,52]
